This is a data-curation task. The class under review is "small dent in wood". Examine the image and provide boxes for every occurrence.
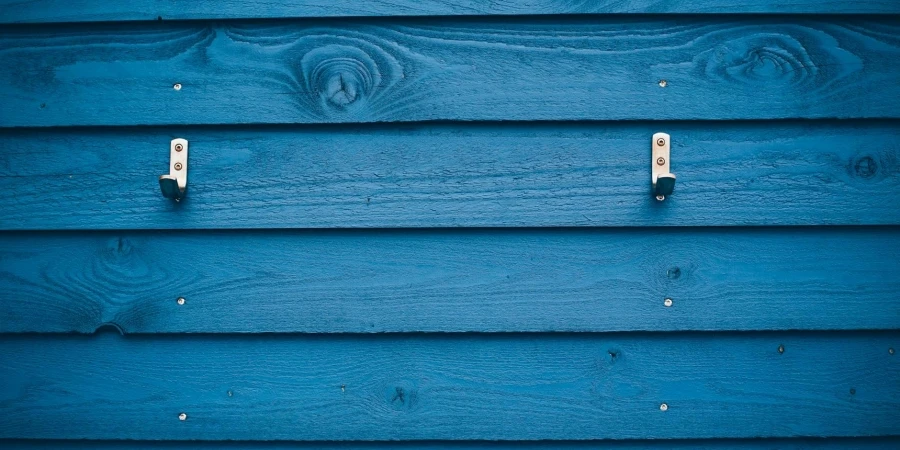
[666,267,681,280]
[607,349,621,365]
[386,383,418,410]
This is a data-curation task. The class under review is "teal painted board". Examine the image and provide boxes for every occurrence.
[0,332,897,440]
[2,227,900,333]
[5,0,900,23]
[2,18,900,127]
[2,122,899,229]
[5,437,900,449]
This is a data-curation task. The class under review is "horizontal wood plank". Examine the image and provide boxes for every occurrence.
[2,227,899,333]
[2,122,899,229]
[0,332,897,440]
[4,437,900,449]
[1,18,899,126]
[4,0,900,24]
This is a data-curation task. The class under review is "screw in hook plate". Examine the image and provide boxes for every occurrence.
[656,138,666,147]
[659,403,668,411]
[664,298,673,307]
[178,413,187,421]
[175,143,184,152]
[174,162,183,171]
[657,157,666,166]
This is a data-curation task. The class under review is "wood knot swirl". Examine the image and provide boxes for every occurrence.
[300,44,400,114]
[854,156,878,179]
[696,32,817,87]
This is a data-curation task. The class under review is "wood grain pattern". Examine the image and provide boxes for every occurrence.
[2,227,899,333]
[2,18,899,126]
[4,0,900,23]
[2,122,899,229]
[4,437,900,449]
[0,332,897,440]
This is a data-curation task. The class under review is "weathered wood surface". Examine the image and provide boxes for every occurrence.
[4,0,900,23]
[2,18,899,127]
[3,437,900,449]
[0,332,897,440]
[2,122,899,229]
[2,227,899,333]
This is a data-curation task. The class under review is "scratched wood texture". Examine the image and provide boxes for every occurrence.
[4,438,900,449]
[2,18,900,127]
[3,122,899,229]
[2,227,899,334]
[4,0,900,23]
[0,332,897,440]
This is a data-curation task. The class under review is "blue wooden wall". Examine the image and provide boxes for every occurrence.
[1,1,899,448]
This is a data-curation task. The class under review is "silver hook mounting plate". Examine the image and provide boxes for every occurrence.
[652,132,675,200]
[159,138,188,200]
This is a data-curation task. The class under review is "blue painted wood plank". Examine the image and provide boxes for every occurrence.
[2,227,899,333]
[0,332,897,440]
[4,437,900,449]
[4,0,900,24]
[1,18,899,126]
[1,122,898,229]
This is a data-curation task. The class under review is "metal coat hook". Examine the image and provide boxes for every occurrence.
[160,138,188,201]
[652,133,675,201]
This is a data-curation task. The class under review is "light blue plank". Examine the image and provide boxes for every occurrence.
[4,0,900,23]
[0,332,897,440]
[2,122,899,229]
[4,437,900,448]
[2,227,899,333]
[1,18,899,126]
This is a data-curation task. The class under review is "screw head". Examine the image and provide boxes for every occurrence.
[890,348,895,355]
[656,195,665,201]
[658,80,668,88]
[656,138,666,147]
[659,403,668,411]
[778,344,785,354]
[173,83,182,91]
[175,143,184,152]
[664,298,673,307]
[174,162,183,171]
[177,297,185,305]
[178,413,187,421]
[656,157,666,166]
